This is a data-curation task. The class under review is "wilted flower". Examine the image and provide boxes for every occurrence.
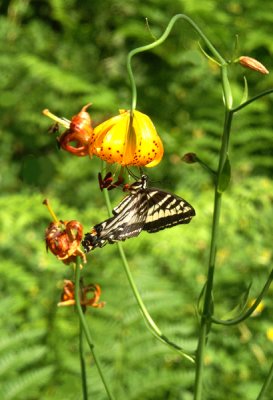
[58,280,105,308]
[238,56,269,75]
[43,104,95,156]
[43,199,86,264]
[89,109,164,168]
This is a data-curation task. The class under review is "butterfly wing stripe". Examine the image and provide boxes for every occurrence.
[91,192,148,244]
[143,210,194,232]
[112,194,136,215]
[143,189,195,233]
[146,189,195,214]
[111,192,148,240]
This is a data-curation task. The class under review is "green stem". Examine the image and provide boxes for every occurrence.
[212,268,273,326]
[127,14,226,110]
[79,321,88,400]
[193,191,221,399]
[195,155,217,180]
[232,88,273,113]
[256,360,273,400]
[74,257,116,400]
[101,185,194,363]
[221,65,233,110]
[193,108,234,400]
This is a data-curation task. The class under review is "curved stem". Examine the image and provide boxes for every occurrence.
[117,241,195,362]
[74,257,115,400]
[194,155,217,180]
[101,183,194,363]
[232,88,273,113]
[127,14,226,110]
[212,268,273,326]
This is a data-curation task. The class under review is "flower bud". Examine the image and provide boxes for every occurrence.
[239,56,269,75]
[182,152,197,164]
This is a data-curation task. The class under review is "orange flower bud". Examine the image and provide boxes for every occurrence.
[239,56,269,75]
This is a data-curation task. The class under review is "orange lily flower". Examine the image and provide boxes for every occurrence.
[43,104,95,156]
[43,199,86,264]
[58,280,105,308]
[89,109,164,168]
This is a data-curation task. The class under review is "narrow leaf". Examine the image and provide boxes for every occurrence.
[221,283,252,321]
[240,76,249,104]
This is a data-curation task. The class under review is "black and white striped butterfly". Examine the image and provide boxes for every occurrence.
[82,175,195,252]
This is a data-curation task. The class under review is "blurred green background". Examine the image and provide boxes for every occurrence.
[0,0,273,399]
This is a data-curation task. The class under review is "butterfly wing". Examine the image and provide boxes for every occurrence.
[82,176,196,253]
[142,188,195,233]
[105,191,149,241]
[106,176,148,238]
[82,191,149,251]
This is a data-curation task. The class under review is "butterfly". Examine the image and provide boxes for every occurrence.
[82,175,195,252]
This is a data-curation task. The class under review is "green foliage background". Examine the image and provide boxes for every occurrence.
[0,0,273,399]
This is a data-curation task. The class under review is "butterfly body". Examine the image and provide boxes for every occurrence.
[82,175,195,252]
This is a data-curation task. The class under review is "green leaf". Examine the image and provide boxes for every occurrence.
[217,155,231,193]
[240,76,249,104]
[220,283,252,321]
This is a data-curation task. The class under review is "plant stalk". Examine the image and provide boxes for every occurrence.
[74,257,115,400]
[194,108,233,399]
[256,360,273,400]
[79,321,88,400]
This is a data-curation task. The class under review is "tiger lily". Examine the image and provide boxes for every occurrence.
[43,199,86,265]
[58,280,105,308]
[89,109,164,168]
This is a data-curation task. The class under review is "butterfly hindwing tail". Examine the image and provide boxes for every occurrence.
[143,189,195,233]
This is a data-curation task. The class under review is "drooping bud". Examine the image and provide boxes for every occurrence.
[239,56,269,75]
[182,152,197,164]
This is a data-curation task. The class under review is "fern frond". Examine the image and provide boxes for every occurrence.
[0,329,45,353]
[0,366,53,400]
[0,345,48,375]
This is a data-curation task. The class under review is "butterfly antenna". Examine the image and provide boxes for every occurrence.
[126,167,141,181]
